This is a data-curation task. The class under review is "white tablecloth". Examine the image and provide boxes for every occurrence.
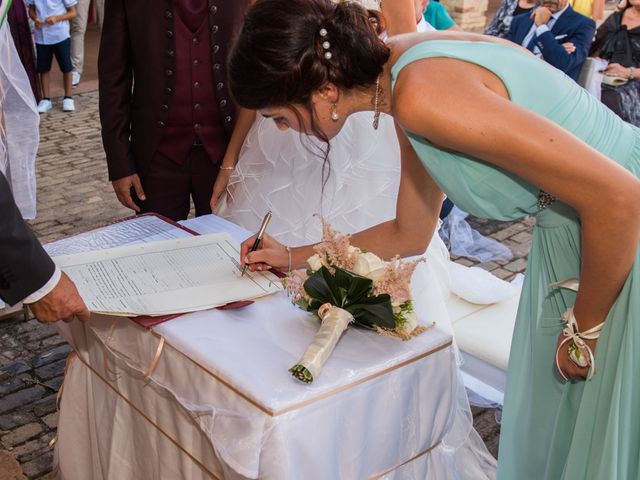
[51,215,496,479]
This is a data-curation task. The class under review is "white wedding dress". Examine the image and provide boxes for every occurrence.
[217,111,499,478]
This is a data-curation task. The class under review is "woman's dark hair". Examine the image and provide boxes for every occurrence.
[229,0,390,112]
[229,0,390,191]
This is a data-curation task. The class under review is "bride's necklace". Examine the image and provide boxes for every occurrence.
[373,75,382,130]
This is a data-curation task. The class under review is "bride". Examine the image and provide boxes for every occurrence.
[211,1,500,478]
[213,1,434,247]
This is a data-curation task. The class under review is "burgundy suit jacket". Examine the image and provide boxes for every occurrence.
[98,0,250,181]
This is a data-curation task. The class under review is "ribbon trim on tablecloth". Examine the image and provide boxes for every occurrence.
[369,440,443,479]
[60,348,446,480]
[70,350,221,479]
[148,329,453,417]
[144,335,165,380]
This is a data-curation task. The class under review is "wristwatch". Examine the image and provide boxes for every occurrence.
[628,67,635,80]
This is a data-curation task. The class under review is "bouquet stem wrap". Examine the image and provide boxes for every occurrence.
[290,303,353,383]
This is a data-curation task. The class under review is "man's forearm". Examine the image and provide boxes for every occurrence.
[0,173,56,306]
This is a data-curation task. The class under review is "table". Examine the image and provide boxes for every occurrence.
[49,215,495,479]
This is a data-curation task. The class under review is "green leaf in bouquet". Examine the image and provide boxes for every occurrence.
[302,267,394,329]
[336,268,374,303]
[322,266,346,306]
[347,294,395,330]
[303,267,335,305]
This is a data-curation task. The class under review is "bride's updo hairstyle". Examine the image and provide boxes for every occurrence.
[229,0,390,112]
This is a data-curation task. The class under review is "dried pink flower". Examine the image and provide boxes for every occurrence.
[312,216,358,271]
[283,270,310,303]
[372,256,425,304]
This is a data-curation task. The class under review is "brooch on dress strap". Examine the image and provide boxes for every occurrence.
[537,190,556,210]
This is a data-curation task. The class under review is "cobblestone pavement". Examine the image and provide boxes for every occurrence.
[0,90,533,478]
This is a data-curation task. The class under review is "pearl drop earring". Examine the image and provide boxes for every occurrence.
[330,103,339,121]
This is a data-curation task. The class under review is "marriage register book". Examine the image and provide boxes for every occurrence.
[52,232,282,317]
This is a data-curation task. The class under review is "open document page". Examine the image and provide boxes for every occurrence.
[53,233,282,316]
[44,214,194,257]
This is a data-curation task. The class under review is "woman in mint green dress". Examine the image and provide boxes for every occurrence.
[230,0,640,478]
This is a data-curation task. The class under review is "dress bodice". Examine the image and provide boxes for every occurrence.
[391,40,638,221]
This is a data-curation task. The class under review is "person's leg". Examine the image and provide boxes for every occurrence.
[53,39,75,108]
[134,153,192,221]
[69,0,90,80]
[40,71,50,99]
[35,43,53,99]
[189,145,220,217]
[63,72,73,97]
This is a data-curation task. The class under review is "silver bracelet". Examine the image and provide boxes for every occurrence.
[220,165,235,171]
[285,246,292,274]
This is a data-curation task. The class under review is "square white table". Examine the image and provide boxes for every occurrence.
[48,215,486,479]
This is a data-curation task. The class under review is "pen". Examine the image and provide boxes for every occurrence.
[241,211,272,277]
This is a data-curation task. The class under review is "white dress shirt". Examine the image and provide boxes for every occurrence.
[521,4,570,57]
[22,265,61,304]
[25,0,77,45]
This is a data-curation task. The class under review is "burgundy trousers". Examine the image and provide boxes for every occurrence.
[133,144,221,221]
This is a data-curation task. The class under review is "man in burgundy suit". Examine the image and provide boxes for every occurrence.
[98,0,251,220]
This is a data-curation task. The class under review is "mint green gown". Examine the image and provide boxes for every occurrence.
[391,40,640,479]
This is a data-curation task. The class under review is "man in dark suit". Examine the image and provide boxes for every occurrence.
[0,2,88,323]
[0,172,89,322]
[506,0,595,81]
[99,0,251,221]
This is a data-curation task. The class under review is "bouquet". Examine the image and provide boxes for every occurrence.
[283,218,431,384]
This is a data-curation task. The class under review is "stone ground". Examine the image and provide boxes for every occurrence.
[0,90,533,478]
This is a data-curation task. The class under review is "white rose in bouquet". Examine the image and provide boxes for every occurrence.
[353,252,386,277]
[307,254,324,271]
[397,311,418,335]
[366,267,386,282]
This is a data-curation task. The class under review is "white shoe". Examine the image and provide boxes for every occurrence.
[71,71,80,87]
[37,99,52,113]
[62,98,75,112]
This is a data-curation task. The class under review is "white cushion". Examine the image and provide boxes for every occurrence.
[448,288,521,372]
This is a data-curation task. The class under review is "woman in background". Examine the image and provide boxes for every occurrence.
[590,0,640,126]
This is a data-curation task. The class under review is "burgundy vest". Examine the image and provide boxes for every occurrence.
[156,1,226,164]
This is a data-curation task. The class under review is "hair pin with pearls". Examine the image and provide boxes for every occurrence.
[319,28,332,60]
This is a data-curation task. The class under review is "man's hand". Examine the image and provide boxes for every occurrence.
[532,7,553,26]
[27,273,90,323]
[112,174,146,212]
[562,42,576,54]
[45,16,58,25]
[210,169,233,213]
[33,17,44,28]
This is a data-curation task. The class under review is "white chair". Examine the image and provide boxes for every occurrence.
[446,279,521,406]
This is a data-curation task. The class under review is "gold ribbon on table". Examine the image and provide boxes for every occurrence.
[71,349,221,479]
[369,441,442,479]
[144,335,165,381]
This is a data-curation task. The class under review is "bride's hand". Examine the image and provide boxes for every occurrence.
[555,334,597,381]
[240,233,289,271]
[210,168,234,213]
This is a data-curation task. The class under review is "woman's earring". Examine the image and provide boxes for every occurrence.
[330,103,339,122]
